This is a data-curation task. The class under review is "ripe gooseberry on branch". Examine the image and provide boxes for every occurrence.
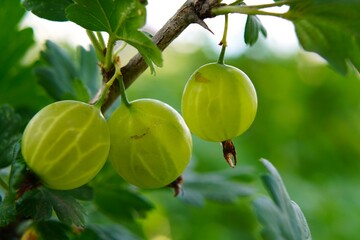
[181,63,257,166]
[21,100,110,190]
[107,99,192,189]
[181,13,257,168]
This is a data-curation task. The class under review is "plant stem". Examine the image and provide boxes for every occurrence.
[104,37,116,71]
[212,5,285,18]
[86,30,105,62]
[243,0,294,9]
[94,64,121,109]
[113,42,128,58]
[217,14,229,65]
[94,58,131,109]
[0,176,9,191]
[96,32,106,50]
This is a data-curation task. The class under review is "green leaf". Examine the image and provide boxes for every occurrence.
[94,185,153,222]
[0,0,50,109]
[0,1,34,72]
[46,189,86,227]
[0,105,23,168]
[23,0,74,21]
[285,0,360,74]
[35,41,97,102]
[180,169,256,206]
[8,152,27,195]
[77,46,101,97]
[74,224,142,240]
[69,78,91,102]
[16,186,86,226]
[244,15,267,46]
[17,188,53,221]
[252,197,286,240]
[65,0,114,32]
[119,30,163,73]
[34,220,70,240]
[67,185,93,201]
[291,201,312,240]
[92,164,154,222]
[252,159,312,240]
[66,0,163,72]
[0,194,16,227]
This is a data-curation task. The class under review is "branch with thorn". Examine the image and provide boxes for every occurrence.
[94,0,221,113]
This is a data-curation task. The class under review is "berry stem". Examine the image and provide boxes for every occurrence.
[217,14,229,65]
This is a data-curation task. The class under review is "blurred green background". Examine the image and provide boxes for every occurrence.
[126,45,360,239]
[1,1,360,239]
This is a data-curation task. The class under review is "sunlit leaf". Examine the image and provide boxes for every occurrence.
[23,0,73,21]
[285,0,360,74]
[119,30,163,73]
[66,0,162,72]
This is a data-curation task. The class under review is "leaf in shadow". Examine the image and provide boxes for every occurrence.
[179,168,256,206]
[252,159,312,240]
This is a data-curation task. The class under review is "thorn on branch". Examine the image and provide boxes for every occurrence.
[195,18,214,34]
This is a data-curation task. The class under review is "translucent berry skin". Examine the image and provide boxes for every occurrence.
[108,99,192,189]
[21,100,110,190]
[181,63,258,142]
